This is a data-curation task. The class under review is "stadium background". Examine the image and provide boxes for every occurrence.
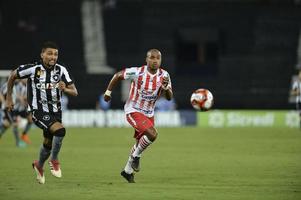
[1,0,301,111]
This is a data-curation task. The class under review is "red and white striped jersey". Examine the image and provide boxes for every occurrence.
[122,65,172,117]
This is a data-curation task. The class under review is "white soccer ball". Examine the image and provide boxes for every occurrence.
[190,88,214,111]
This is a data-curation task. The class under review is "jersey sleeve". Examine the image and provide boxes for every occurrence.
[61,67,74,85]
[122,67,139,80]
[16,64,35,79]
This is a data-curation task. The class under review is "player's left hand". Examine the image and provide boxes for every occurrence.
[58,81,66,91]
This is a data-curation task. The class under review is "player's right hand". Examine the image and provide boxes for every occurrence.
[104,94,111,102]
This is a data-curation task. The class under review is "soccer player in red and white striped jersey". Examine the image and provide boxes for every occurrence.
[104,49,173,183]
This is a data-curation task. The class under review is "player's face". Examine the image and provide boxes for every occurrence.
[41,48,58,68]
[146,51,162,71]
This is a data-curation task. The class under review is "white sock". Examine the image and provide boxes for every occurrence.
[124,145,136,174]
[132,135,152,158]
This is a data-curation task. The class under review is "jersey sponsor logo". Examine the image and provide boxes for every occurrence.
[39,99,59,105]
[141,90,156,100]
[35,82,59,90]
[126,72,136,76]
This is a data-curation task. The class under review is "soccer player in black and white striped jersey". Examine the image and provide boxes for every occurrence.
[0,80,30,147]
[291,69,301,128]
[5,41,78,184]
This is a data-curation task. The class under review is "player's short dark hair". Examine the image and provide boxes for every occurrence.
[41,41,59,52]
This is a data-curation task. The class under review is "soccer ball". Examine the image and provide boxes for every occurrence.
[190,88,214,111]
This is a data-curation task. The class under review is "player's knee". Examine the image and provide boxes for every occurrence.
[152,130,158,141]
[146,128,158,142]
[54,128,66,137]
[43,138,52,150]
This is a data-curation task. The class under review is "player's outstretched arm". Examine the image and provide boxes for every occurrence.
[5,69,18,111]
[104,70,124,102]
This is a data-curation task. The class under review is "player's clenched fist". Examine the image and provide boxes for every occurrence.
[58,81,66,91]
[104,90,112,102]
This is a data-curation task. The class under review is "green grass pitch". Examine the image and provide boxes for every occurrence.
[0,127,300,200]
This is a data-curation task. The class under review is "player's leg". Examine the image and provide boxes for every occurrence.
[121,142,136,183]
[0,110,5,137]
[0,118,11,137]
[122,112,156,181]
[39,130,53,167]
[31,111,61,183]
[123,136,138,174]
[0,110,13,137]
[21,112,33,144]
[32,129,53,184]
[12,115,26,147]
[48,116,66,178]
[130,126,157,172]
[132,126,157,157]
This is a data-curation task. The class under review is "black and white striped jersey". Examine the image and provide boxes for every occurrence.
[16,62,74,113]
[0,82,17,110]
[14,81,28,111]
[292,80,301,103]
[1,81,27,111]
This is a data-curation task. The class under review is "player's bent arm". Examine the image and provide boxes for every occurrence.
[5,70,18,111]
[163,87,173,101]
[64,84,78,96]
[104,71,124,101]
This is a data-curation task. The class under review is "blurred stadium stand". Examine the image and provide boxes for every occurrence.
[0,0,301,109]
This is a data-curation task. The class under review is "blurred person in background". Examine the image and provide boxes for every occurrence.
[96,93,111,127]
[96,93,111,111]
[13,79,33,144]
[155,96,176,111]
[61,93,69,111]
[0,80,28,147]
[104,49,173,183]
[291,69,301,128]
[5,41,78,184]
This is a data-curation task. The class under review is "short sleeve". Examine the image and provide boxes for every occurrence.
[61,67,74,85]
[16,64,35,79]
[123,67,139,80]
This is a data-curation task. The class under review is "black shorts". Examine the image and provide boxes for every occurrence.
[14,110,30,119]
[3,110,14,123]
[32,110,62,131]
